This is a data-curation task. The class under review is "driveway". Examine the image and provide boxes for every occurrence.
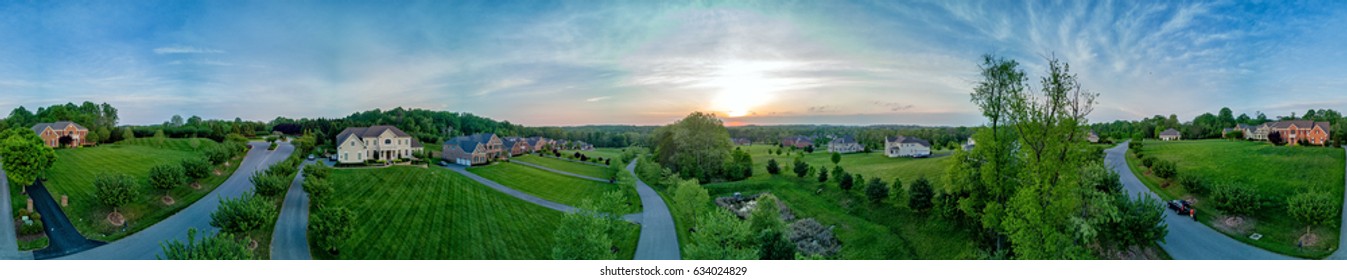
[270,160,314,260]
[1106,142,1294,260]
[512,160,611,183]
[29,180,105,259]
[1,167,20,260]
[625,159,680,260]
[55,141,293,259]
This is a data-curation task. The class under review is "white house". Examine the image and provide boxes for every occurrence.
[827,136,864,154]
[335,126,423,164]
[885,136,931,158]
[1158,128,1182,141]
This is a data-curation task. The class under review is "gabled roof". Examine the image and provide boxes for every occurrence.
[31,121,87,133]
[410,138,423,148]
[335,126,413,144]
[830,136,858,145]
[1160,128,1181,136]
[885,136,930,147]
[444,133,497,154]
[1267,120,1331,131]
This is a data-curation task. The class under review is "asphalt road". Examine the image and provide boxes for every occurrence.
[512,160,611,183]
[270,160,314,260]
[1106,142,1294,260]
[625,159,680,260]
[55,141,293,260]
[29,180,104,259]
[1330,147,1347,260]
[0,167,20,260]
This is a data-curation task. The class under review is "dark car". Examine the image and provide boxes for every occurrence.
[1167,200,1194,215]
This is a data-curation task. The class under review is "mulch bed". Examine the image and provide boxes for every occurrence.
[162,195,176,206]
[107,212,126,226]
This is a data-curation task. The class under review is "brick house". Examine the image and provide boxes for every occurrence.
[781,136,813,148]
[501,137,530,157]
[1269,120,1331,146]
[31,121,90,148]
[443,133,504,166]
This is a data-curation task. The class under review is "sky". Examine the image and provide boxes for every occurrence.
[2,0,1346,127]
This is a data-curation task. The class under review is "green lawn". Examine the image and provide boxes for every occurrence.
[513,155,615,179]
[470,162,640,214]
[42,138,243,241]
[318,166,638,259]
[657,144,975,259]
[562,148,626,162]
[1125,139,1344,258]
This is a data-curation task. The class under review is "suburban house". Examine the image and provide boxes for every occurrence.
[334,126,424,164]
[781,136,814,148]
[443,133,504,166]
[1087,131,1100,143]
[962,138,976,151]
[1159,128,1182,141]
[732,138,751,146]
[501,137,530,156]
[525,136,553,152]
[827,136,864,153]
[576,141,595,151]
[885,136,932,158]
[31,121,90,148]
[1268,120,1331,146]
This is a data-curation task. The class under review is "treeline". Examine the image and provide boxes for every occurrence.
[2,102,120,144]
[1091,107,1347,145]
[727,125,975,151]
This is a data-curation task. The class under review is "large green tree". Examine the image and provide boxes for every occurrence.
[0,128,57,190]
[653,112,732,182]
[159,228,253,260]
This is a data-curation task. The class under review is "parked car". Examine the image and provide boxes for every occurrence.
[1167,200,1195,217]
[307,154,316,160]
[438,160,450,167]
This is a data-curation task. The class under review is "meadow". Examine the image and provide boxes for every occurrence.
[513,155,615,179]
[320,166,638,259]
[470,162,640,214]
[1126,139,1344,258]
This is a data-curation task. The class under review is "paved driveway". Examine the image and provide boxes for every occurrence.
[56,141,293,259]
[29,180,105,259]
[270,160,314,260]
[1106,142,1294,260]
[0,167,20,260]
[625,159,680,260]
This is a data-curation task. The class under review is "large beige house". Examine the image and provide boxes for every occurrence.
[1158,128,1182,141]
[885,136,931,158]
[335,126,424,164]
[443,133,504,166]
[32,121,90,148]
[827,136,864,154]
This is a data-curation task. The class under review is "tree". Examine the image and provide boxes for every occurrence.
[765,158,780,175]
[831,165,844,183]
[1210,184,1261,216]
[249,172,288,197]
[1268,131,1285,146]
[792,157,809,178]
[302,176,333,202]
[122,127,136,141]
[830,152,841,165]
[686,209,758,260]
[838,170,853,191]
[908,177,933,211]
[1104,194,1167,250]
[171,115,184,127]
[1151,159,1177,179]
[304,163,331,180]
[817,168,829,183]
[149,163,187,195]
[1287,191,1337,233]
[159,228,252,260]
[652,112,733,182]
[0,128,58,190]
[889,178,906,202]
[94,173,138,214]
[671,179,711,230]
[310,206,355,256]
[724,147,753,181]
[865,178,889,203]
[209,194,275,234]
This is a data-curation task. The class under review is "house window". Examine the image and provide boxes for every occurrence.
[385,139,392,145]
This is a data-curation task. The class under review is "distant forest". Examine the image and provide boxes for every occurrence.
[1089,107,1347,145]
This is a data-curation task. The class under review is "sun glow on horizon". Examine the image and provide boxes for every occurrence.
[707,60,798,118]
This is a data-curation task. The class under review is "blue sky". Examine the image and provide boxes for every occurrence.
[2,0,1345,126]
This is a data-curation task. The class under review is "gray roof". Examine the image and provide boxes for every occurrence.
[445,133,497,154]
[526,136,547,147]
[1160,128,1181,136]
[1268,120,1330,130]
[31,121,87,133]
[886,136,931,147]
[830,136,858,145]
[335,126,413,145]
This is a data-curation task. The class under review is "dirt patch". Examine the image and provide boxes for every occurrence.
[162,195,176,206]
[191,182,202,190]
[248,238,259,250]
[1212,215,1255,234]
[225,162,232,167]
[1299,232,1321,247]
[213,169,223,176]
[107,212,126,226]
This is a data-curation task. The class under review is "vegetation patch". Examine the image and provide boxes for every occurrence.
[469,162,641,214]
[512,155,615,180]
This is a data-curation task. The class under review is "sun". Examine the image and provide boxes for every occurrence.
[707,60,788,118]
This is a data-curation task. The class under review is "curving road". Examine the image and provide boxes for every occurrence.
[0,167,19,260]
[55,141,293,260]
[1106,142,1294,260]
[626,159,680,260]
[270,160,314,260]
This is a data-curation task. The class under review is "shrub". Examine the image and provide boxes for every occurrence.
[1210,184,1261,216]
[302,177,333,202]
[266,161,297,178]
[865,178,889,203]
[181,157,213,180]
[209,194,275,234]
[838,171,853,191]
[268,142,278,150]
[304,164,331,180]
[250,172,288,197]
[792,157,809,178]
[205,147,230,165]
[1177,174,1207,195]
[1151,160,1177,179]
[1288,191,1337,230]
[148,164,187,194]
[160,228,252,260]
[94,173,138,212]
[310,206,355,255]
[908,177,934,211]
[1140,156,1155,168]
[765,159,780,175]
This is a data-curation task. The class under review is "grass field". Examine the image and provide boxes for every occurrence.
[470,162,641,214]
[1125,139,1344,258]
[562,148,627,162]
[513,155,615,179]
[318,166,638,259]
[658,144,976,259]
[42,138,243,241]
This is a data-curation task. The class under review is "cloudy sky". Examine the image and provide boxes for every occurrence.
[2,0,1345,126]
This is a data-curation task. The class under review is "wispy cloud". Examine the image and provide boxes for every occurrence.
[586,96,611,102]
[153,46,225,54]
